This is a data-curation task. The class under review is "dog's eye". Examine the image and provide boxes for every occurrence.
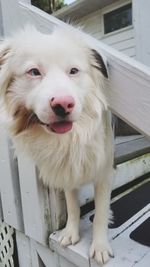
[27,68,41,76]
[69,68,79,75]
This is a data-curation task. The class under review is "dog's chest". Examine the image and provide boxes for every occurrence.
[34,133,107,189]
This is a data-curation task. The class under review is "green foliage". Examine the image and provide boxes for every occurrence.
[31,0,66,14]
[55,0,65,11]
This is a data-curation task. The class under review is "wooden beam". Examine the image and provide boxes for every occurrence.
[106,50,150,138]
[16,231,32,267]
[17,154,52,245]
[0,131,23,231]
[115,136,150,165]
[0,0,22,36]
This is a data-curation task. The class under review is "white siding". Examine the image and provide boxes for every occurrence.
[78,0,135,58]
[101,27,136,58]
[78,10,102,39]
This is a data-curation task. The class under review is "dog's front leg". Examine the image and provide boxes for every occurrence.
[90,173,114,265]
[59,189,80,246]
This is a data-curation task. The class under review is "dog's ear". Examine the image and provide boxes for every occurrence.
[0,42,12,96]
[91,49,108,78]
[0,42,11,67]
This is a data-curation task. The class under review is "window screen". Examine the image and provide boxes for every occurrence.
[104,3,132,34]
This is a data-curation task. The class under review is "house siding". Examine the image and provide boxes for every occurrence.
[78,0,135,58]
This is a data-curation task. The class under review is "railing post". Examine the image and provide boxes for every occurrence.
[133,0,150,67]
[0,0,22,37]
[0,0,24,231]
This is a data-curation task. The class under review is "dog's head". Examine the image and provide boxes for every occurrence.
[0,26,108,136]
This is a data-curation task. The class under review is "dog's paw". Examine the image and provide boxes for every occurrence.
[58,227,80,247]
[89,240,114,265]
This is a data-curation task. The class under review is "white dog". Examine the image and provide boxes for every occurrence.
[0,26,114,265]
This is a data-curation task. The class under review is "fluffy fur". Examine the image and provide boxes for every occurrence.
[0,26,114,265]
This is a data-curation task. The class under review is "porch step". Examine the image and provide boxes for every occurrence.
[78,135,150,207]
[50,178,150,267]
[115,135,150,164]
[50,136,150,267]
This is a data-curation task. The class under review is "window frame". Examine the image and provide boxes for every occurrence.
[101,0,132,37]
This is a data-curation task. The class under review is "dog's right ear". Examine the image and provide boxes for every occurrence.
[91,49,108,78]
[0,41,12,96]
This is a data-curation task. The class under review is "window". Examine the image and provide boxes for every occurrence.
[104,3,132,34]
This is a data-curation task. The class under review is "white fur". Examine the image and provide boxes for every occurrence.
[0,26,114,265]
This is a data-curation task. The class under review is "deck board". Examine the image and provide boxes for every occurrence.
[115,136,150,164]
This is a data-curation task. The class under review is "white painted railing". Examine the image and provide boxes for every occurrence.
[0,1,150,266]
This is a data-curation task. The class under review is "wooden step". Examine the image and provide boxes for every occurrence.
[115,135,150,164]
[50,181,150,267]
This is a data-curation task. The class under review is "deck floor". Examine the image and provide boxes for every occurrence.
[50,177,150,267]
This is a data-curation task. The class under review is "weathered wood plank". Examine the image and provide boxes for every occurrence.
[0,192,3,221]
[113,153,150,189]
[115,135,142,145]
[16,231,32,267]
[16,232,58,267]
[106,55,150,138]
[115,136,150,164]
[19,3,53,33]
[0,130,23,230]
[33,240,57,267]
[17,154,52,245]
[0,0,22,36]
[59,256,78,267]
[49,189,67,231]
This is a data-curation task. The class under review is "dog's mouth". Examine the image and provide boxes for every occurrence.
[13,108,73,135]
[35,115,73,134]
[46,121,73,134]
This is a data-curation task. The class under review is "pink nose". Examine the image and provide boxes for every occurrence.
[50,96,75,117]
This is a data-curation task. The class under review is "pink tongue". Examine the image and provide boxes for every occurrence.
[50,121,73,134]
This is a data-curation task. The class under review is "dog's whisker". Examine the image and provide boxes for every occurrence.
[23,113,37,130]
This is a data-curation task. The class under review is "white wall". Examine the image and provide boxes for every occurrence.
[133,0,150,67]
[78,0,135,58]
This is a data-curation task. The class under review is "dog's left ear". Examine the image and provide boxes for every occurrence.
[91,49,108,78]
[0,42,11,67]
